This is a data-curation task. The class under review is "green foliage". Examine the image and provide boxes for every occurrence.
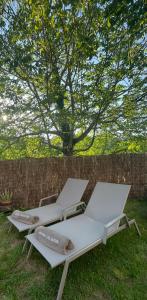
[76,132,147,156]
[0,133,146,160]
[0,0,146,156]
[0,137,60,159]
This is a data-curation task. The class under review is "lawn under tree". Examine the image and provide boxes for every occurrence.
[0,200,147,300]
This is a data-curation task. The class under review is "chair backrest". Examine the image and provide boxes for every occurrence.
[56,178,89,208]
[85,182,131,224]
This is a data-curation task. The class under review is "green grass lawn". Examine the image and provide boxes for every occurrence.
[0,200,147,300]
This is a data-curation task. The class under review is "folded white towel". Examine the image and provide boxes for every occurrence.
[35,226,74,254]
[11,210,39,225]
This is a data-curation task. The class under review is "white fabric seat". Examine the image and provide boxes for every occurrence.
[8,204,62,232]
[7,178,89,233]
[26,182,131,266]
[27,214,104,268]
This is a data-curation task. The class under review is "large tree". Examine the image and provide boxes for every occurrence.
[0,0,146,156]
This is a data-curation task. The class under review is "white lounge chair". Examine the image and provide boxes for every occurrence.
[26,182,141,300]
[7,178,89,236]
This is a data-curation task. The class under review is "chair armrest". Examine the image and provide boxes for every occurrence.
[105,213,126,229]
[39,193,58,207]
[103,213,126,245]
[62,202,86,220]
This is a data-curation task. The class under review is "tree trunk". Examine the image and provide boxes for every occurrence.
[62,133,73,156]
[62,147,73,156]
[57,92,74,155]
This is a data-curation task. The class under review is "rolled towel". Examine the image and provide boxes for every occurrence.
[11,210,39,225]
[35,226,74,255]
